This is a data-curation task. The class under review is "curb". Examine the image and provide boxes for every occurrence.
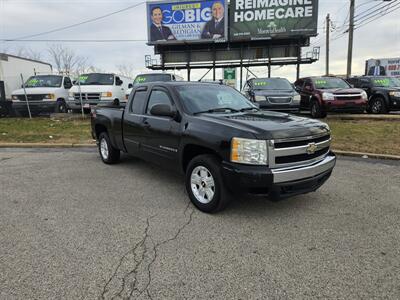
[326,114,400,121]
[333,150,400,161]
[0,143,95,148]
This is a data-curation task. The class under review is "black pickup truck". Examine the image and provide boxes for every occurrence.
[91,82,336,213]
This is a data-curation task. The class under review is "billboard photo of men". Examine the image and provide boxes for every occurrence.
[201,1,225,39]
[149,6,176,42]
[368,60,386,76]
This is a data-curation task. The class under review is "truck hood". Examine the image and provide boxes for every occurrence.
[374,87,400,92]
[200,111,330,140]
[12,87,58,95]
[318,88,364,94]
[253,89,296,97]
[69,85,112,93]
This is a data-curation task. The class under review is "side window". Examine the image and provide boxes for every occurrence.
[295,79,304,90]
[130,90,148,114]
[64,77,72,88]
[304,80,313,91]
[360,79,370,87]
[146,90,172,115]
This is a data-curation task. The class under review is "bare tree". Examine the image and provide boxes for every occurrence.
[8,46,43,60]
[47,44,91,76]
[116,63,136,78]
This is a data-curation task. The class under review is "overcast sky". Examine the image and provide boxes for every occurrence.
[1,0,399,82]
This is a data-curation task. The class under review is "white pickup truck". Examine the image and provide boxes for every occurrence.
[11,74,72,115]
[67,73,131,112]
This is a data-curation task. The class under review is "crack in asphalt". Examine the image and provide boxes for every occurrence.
[0,157,12,163]
[138,201,195,300]
[100,215,155,300]
[100,202,195,300]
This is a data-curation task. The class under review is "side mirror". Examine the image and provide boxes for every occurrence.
[64,83,72,89]
[116,80,123,86]
[72,80,77,85]
[150,103,176,118]
[128,83,133,89]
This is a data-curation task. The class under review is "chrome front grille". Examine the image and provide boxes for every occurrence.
[73,93,100,102]
[17,94,46,101]
[268,133,331,168]
[267,96,292,104]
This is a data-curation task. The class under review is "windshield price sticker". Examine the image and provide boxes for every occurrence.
[374,79,390,86]
[79,75,88,82]
[27,79,39,86]
[254,81,269,86]
[315,80,327,85]
[135,76,147,83]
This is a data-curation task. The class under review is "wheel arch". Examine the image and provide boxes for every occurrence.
[181,143,222,173]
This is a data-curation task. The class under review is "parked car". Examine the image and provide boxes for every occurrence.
[11,74,72,115]
[242,77,300,112]
[125,73,184,101]
[67,73,131,112]
[346,76,400,114]
[91,82,336,213]
[294,76,368,118]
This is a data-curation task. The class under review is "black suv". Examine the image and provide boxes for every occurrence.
[242,77,300,112]
[347,76,400,114]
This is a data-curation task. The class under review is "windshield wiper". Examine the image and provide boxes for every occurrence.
[193,107,240,115]
[239,107,259,112]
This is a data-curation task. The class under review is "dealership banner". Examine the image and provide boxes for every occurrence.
[147,0,227,44]
[229,0,319,41]
[366,58,400,77]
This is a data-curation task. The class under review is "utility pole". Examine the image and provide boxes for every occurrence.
[326,14,330,76]
[346,0,355,77]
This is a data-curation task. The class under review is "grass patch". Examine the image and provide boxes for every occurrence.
[326,119,400,155]
[0,117,93,144]
[0,117,399,156]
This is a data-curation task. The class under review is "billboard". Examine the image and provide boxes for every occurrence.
[366,58,400,77]
[147,0,228,44]
[229,0,319,41]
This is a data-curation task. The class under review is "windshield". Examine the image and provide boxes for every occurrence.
[133,74,172,86]
[176,84,256,114]
[313,77,350,89]
[252,78,293,90]
[24,75,62,88]
[78,73,114,85]
[370,77,400,87]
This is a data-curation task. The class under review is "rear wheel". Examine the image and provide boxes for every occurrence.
[185,155,230,213]
[98,132,120,164]
[310,101,327,118]
[370,97,387,114]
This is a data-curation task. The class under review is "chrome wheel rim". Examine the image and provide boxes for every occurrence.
[100,138,109,159]
[190,166,215,204]
[372,100,382,113]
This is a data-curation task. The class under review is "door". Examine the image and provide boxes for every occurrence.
[141,86,181,169]
[122,87,148,155]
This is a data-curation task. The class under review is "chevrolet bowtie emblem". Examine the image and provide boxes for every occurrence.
[306,142,318,155]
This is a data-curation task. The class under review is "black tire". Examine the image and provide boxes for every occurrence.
[55,100,67,113]
[185,154,230,213]
[310,101,327,118]
[370,97,387,114]
[98,132,120,164]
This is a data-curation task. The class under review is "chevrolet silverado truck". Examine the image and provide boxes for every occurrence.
[294,76,368,118]
[91,82,336,213]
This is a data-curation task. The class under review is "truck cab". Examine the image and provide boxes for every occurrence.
[11,74,72,115]
[67,73,131,112]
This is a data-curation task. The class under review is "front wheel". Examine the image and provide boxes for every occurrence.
[185,154,230,213]
[310,101,327,118]
[98,132,120,164]
[55,100,67,113]
[370,97,387,114]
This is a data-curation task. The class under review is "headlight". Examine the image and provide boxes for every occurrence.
[11,95,19,100]
[231,137,267,165]
[322,92,335,101]
[101,92,112,98]
[389,91,400,97]
[254,95,266,102]
[361,91,368,100]
[293,94,301,102]
[44,94,55,100]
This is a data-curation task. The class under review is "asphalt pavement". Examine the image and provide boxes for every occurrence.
[0,148,399,299]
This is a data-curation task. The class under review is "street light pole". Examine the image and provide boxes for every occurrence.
[346,0,355,77]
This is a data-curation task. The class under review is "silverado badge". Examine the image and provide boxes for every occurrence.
[306,143,318,155]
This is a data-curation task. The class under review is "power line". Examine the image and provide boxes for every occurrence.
[1,39,147,42]
[7,1,145,41]
[355,2,400,29]
[354,0,398,24]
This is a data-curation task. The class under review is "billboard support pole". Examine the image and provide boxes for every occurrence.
[296,42,301,80]
[213,47,216,81]
[239,46,243,91]
[268,48,271,78]
[186,48,191,81]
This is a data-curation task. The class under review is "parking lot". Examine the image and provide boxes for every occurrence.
[0,148,399,299]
